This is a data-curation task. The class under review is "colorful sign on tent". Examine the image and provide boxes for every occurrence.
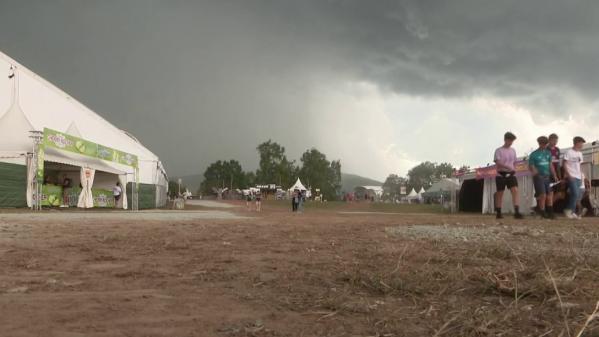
[92,189,115,208]
[42,128,138,168]
[36,144,45,183]
[41,184,63,206]
[475,160,530,179]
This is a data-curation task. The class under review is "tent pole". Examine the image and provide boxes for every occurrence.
[132,168,139,211]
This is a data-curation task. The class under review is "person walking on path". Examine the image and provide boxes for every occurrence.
[494,132,524,219]
[563,136,586,219]
[298,190,305,213]
[529,136,558,219]
[255,191,262,212]
[246,192,253,211]
[292,189,299,212]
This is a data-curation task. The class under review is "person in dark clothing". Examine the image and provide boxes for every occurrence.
[292,190,299,212]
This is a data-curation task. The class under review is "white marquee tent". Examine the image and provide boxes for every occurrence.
[406,188,422,203]
[289,178,308,191]
[0,50,168,209]
[289,178,311,198]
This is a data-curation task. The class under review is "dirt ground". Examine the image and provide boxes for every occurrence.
[1,202,599,337]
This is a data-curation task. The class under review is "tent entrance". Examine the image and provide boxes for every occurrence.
[39,161,126,208]
[459,179,484,212]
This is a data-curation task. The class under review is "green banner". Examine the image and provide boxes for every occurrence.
[42,128,138,168]
[41,184,63,206]
[64,187,81,207]
[36,144,45,183]
[92,189,115,208]
[40,186,115,208]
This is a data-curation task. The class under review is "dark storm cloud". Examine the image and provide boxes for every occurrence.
[0,0,597,176]
[276,0,599,102]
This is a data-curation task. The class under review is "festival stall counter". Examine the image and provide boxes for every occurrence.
[33,128,139,209]
[0,50,169,209]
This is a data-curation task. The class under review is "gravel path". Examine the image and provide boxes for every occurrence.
[185,200,237,208]
[0,210,246,222]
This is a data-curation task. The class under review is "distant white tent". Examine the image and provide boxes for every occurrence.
[289,178,308,191]
[289,178,312,198]
[418,187,426,195]
[406,188,422,203]
[424,179,459,195]
[359,185,384,198]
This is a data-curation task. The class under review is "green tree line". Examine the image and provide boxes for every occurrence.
[195,140,342,200]
[382,162,469,201]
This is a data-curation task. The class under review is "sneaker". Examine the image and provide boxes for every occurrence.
[514,213,524,219]
[565,210,578,219]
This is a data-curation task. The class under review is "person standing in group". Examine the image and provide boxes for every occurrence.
[548,133,563,207]
[548,133,561,182]
[563,137,586,219]
[255,190,262,212]
[113,182,122,208]
[528,136,558,219]
[494,132,524,219]
[577,172,590,217]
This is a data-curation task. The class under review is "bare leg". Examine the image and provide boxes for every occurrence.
[510,187,519,207]
[537,194,546,211]
[495,190,504,210]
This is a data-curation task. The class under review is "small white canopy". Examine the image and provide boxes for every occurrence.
[289,178,308,191]
[407,188,418,197]
[418,187,426,195]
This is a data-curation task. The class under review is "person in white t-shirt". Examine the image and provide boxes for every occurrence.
[563,136,585,219]
[113,182,122,208]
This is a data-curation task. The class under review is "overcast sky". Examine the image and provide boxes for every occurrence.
[1,0,598,180]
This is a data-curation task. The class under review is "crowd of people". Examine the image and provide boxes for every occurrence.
[291,189,306,213]
[245,190,262,212]
[494,131,589,220]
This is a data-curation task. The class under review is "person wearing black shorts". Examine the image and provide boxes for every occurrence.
[494,132,524,219]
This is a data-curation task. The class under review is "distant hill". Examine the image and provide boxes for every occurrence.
[340,173,383,193]
[174,172,382,194]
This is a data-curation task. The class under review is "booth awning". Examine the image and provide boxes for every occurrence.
[44,147,131,175]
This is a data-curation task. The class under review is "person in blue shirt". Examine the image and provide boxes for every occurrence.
[529,136,559,219]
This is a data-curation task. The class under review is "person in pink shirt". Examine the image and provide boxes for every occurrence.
[494,132,524,219]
